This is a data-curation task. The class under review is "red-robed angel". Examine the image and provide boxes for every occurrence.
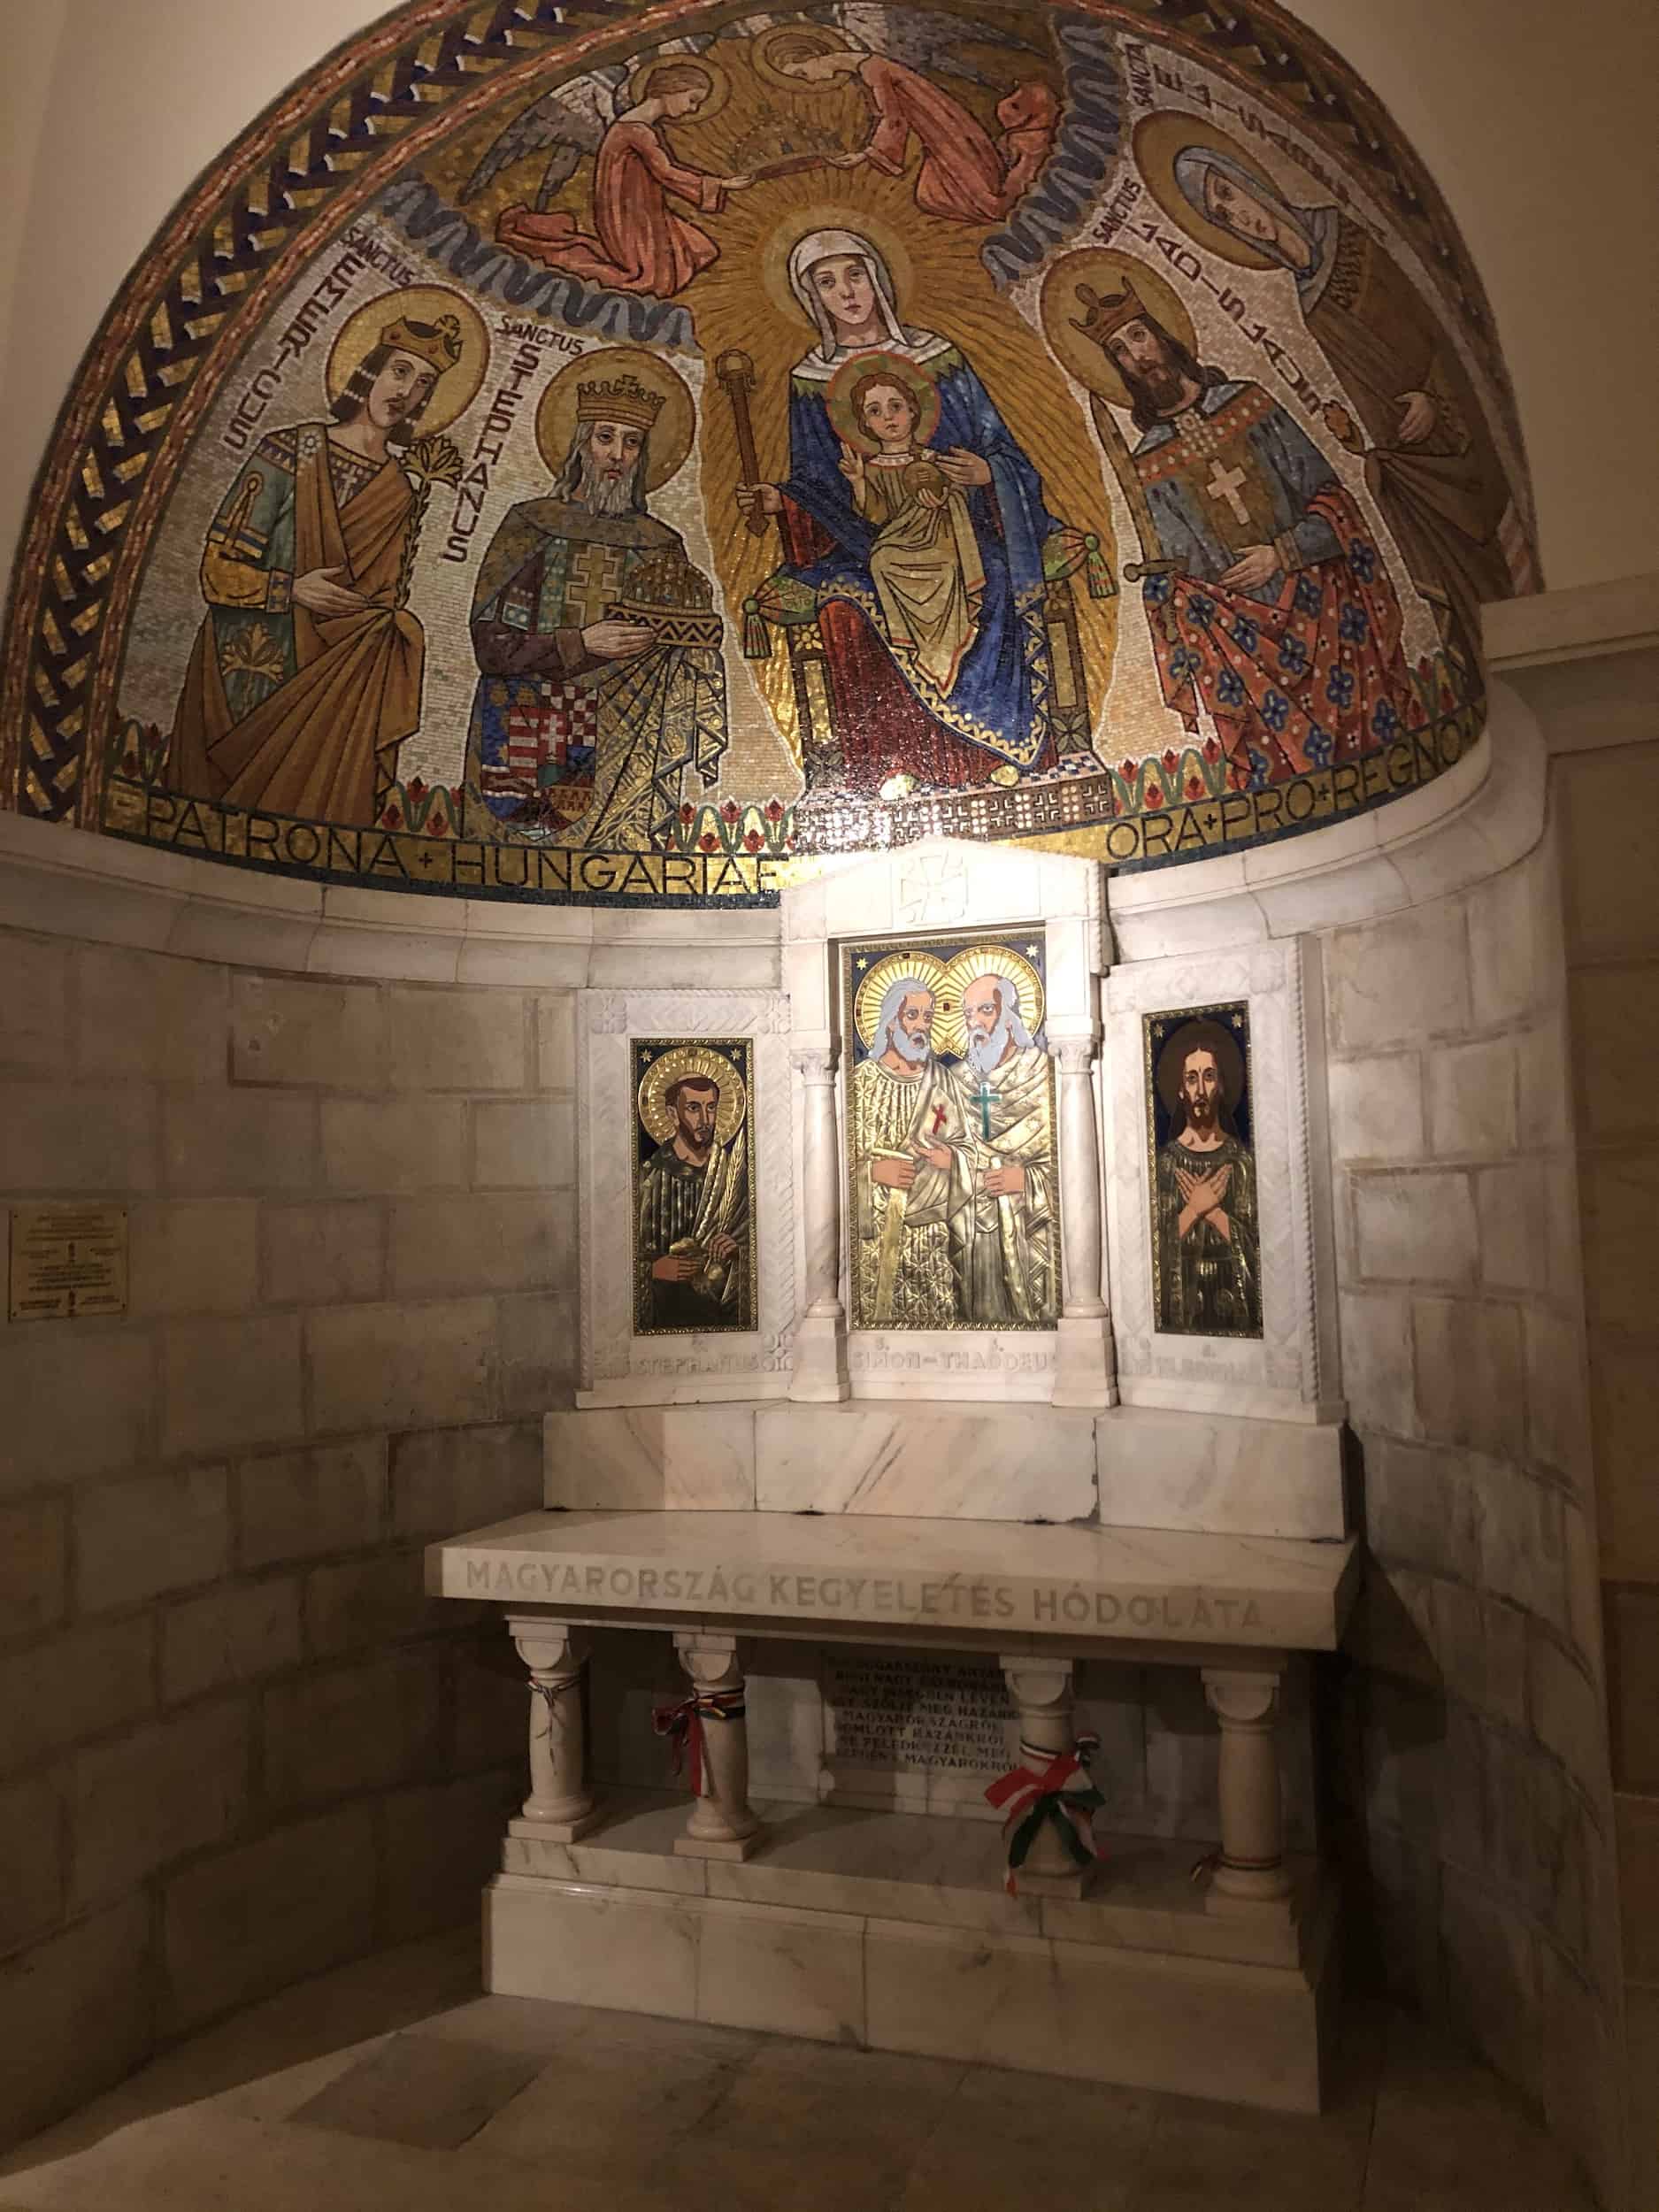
[754,19,1057,225]
[463,58,752,300]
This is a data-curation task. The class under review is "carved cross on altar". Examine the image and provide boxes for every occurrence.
[971,1077,1002,1140]
[1204,458,1251,526]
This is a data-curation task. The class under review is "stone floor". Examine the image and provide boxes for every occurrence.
[0,1927,1595,2212]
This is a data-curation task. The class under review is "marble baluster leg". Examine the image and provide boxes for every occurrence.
[789,1043,850,1402]
[1000,1657,1097,1899]
[511,1619,600,1841]
[672,1632,764,1862]
[1048,1033,1117,1409]
[1202,1665,1294,1909]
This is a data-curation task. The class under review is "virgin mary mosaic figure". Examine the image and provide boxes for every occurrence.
[736,228,1071,794]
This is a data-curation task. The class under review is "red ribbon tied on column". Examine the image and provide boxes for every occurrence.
[652,1688,747,1799]
[984,1732,1106,1896]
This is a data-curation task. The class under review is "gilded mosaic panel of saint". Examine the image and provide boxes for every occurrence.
[1146,1004,1262,1339]
[841,936,1058,1331]
[633,1038,755,1333]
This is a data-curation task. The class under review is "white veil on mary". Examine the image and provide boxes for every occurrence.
[786,228,952,380]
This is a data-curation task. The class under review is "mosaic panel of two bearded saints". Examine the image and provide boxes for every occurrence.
[842,937,1059,1332]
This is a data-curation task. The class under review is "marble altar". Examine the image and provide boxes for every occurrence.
[428,1509,1357,2108]
[425,835,1360,2113]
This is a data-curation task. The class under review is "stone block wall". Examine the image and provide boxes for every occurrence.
[1323,831,1624,2196]
[0,937,579,2145]
[1555,733,1659,2210]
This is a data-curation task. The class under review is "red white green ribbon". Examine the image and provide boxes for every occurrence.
[652,1688,747,1798]
[985,1732,1106,1896]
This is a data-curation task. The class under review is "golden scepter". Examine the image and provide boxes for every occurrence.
[716,349,772,540]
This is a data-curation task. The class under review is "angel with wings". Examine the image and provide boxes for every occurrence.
[467,55,752,298]
[752,11,1057,225]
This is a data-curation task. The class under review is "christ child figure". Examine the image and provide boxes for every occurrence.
[835,367,984,695]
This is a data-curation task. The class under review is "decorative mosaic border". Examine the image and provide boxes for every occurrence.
[1,0,1530,876]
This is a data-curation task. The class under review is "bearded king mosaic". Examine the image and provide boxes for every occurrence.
[3,0,1537,909]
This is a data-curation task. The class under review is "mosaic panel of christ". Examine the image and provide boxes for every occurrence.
[1145,1001,1262,1340]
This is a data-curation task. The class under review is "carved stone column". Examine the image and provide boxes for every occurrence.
[1048,1032,1117,1409]
[510,1618,598,1841]
[671,1632,763,1861]
[999,1656,1097,1899]
[1202,1667,1294,1908]
[789,1041,849,1402]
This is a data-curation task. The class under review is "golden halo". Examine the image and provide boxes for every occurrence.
[826,350,942,454]
[853,950,948,1053]
[325,287,489,437]
[762,206,917,333]
[1039,249,1196,411]
[626,49,732,124]
[933,946,1045,1063]
[534,347,696,492]
[1133,112,1291,274]
[750,22,853,92]
[638,1045,747,1146]
[1155,1017,1245,1114]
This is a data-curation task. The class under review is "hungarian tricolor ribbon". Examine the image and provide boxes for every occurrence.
[984,1732,1106,1896]
[651,1688,747,1799]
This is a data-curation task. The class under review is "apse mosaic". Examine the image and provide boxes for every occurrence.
[842,933,1057,1331]
[2,0,1537,907]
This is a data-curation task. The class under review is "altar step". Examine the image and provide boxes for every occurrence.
[486,1789,1337,2114]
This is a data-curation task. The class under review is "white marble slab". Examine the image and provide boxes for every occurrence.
[541,1400,1340,1535]
[428,1508,1360,1651]
[1095,1406,1347,1540]
[543,1407,756,1511]
[753,1402,1097,1521]
[695,1894,865,2042]
[481,1792,1335,2110]
[486,1874,700,2017]
[862,1909,1326,2110]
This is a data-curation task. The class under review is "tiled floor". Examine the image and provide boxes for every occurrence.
[0,1928,1596,2211]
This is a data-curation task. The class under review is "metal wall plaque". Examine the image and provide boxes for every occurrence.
[9,1203,128,1322]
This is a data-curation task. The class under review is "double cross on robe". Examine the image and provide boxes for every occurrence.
[970,1078,1002,1141]
[1204,457,1253,528]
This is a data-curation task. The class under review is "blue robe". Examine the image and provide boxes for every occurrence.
[781,346,1060,771]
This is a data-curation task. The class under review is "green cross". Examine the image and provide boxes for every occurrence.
[971,1079,1001,1140]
